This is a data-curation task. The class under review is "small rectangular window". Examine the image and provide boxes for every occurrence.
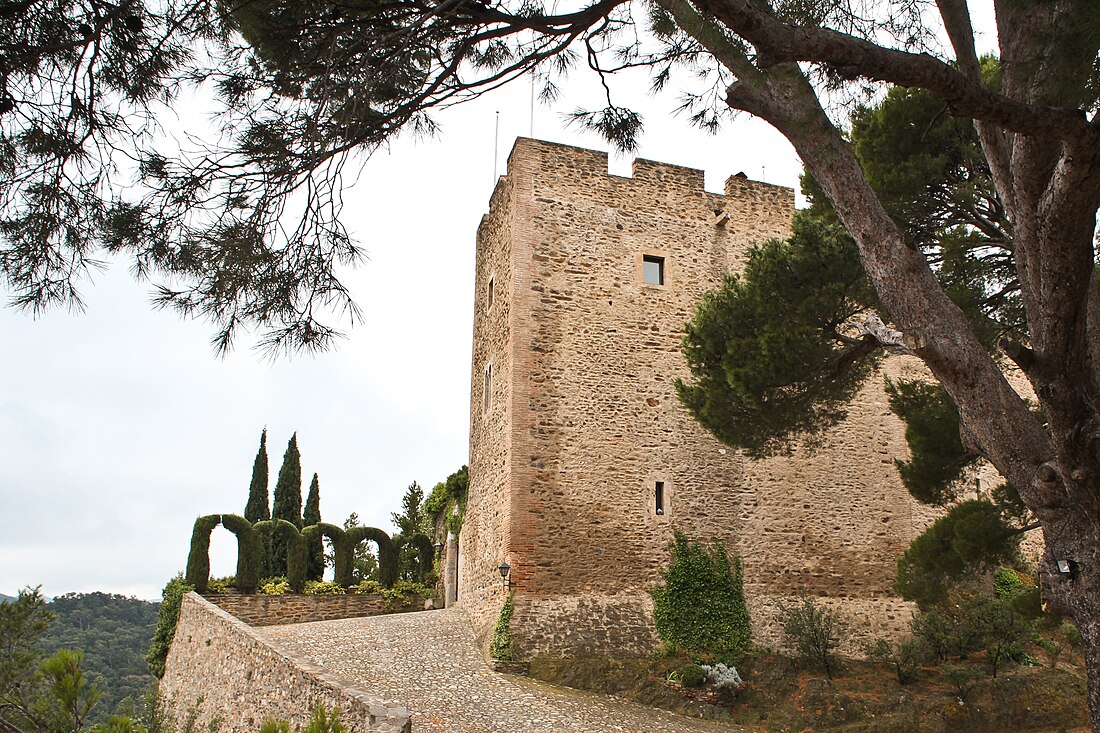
[487,277,495,308]
[655,481,665,515]
[483,363,493,413]
[643,255,665,285]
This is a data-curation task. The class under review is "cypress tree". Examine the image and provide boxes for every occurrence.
[270,433,302,576]
[244,428,272,577]
[244,429,270,522]
[303,472,324,581]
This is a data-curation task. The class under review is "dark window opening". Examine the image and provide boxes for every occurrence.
[483,363,492,413]
[643,255,665,285]
[487,277,495,308]
[655,481,665,515]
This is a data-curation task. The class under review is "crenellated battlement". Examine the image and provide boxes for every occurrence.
[493,137,792,207]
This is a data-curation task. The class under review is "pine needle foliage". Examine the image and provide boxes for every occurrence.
[895,500,1018,608]
[651,532,750,660]
[678,216,878,458]
[885,378,977,505]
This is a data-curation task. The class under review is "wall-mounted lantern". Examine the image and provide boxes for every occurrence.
[433,541,443,556]
[498,561,512,591]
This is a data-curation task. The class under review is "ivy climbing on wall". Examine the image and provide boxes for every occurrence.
[651,532,751,661]
[489,594,515,661]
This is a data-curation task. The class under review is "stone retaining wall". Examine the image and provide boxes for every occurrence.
[160,593,411,733]
[203,592,424,626]
[748,594,918,658]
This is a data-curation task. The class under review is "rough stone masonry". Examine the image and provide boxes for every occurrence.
[456,137,961,659]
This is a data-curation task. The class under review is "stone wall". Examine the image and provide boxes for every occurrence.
[202,592,424,627]
[460,168,521,651]
[460,137,986,659]
[160,593,411,733]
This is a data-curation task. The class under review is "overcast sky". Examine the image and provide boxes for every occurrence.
[0,3,997,601]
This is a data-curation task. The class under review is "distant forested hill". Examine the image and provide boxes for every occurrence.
[41,592,159,719]
[0,592,15,603]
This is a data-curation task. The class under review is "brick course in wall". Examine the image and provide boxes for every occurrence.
[160,593,411,733]
[202,592,424,626]
[457,137,981,659]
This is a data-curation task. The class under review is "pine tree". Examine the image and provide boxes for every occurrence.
[391,482,425,581]
[304,472,324,581]
[244,428,272,578]
[270,433,303,577]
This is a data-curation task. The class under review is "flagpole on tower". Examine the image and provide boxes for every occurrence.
[493,110,500,181]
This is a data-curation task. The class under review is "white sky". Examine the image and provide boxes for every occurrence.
[0,2,996,601]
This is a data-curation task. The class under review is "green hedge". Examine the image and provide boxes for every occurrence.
[304,523,352,586]
[348,526,398,588]
[185,515,221,592]
[184,513,403,593]
[220,513,264,593]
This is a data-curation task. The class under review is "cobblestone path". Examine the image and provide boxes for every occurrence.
[260,608,749,733]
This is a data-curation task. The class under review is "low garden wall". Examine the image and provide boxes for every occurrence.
[202,591,426,626]
[160,593,412,733]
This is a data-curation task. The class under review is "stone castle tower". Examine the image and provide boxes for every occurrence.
[455,137,936,658]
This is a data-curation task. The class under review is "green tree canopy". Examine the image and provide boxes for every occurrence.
[423,465,469,537]
[304,472,324,581]
[333,513,379,584]
[1,589,108,733]
[244,428,272,578]
[895,500,1019,608]
[391,482,426,581]
[677,214,878,457]
[244,429,271,523]
[41,593,158,722]
[270,433,303,576]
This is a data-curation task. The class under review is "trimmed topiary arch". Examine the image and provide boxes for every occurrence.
[348,526,398,588]
[254,518,308,592]
[183,514,404,593]
[185,514,221,593]
[184,510,221,589]
[303,523,352,586]
[219,513,264,593]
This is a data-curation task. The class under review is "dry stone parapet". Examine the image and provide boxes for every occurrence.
[160,593,411,733]
[202,592,423,626]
